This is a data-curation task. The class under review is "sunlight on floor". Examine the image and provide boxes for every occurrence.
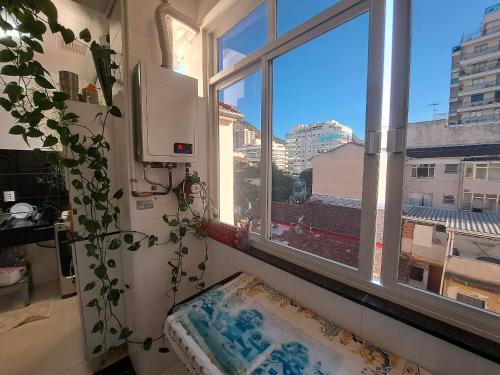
[0,281,92,375]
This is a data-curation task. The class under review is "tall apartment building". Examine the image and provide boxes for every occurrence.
[286,120,353,174]
[449,4,500,126]
[233,120,288,170]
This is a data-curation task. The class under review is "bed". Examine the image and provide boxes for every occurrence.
[166,272,430,375]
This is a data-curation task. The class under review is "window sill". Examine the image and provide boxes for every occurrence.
[222,241,500,364]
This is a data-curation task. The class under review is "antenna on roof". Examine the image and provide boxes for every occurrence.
[429,103,441,120]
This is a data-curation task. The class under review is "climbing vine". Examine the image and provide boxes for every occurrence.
[0,0,209,355]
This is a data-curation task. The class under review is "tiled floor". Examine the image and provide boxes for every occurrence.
[0,281,93,375]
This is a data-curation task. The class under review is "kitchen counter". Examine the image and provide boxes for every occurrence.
[0,213,55,248]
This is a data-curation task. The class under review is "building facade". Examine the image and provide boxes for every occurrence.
[285,120,353,174]
[449,4,500,126]
[234,121,287,170]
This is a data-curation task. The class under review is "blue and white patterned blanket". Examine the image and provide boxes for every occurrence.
[166,273,430,375]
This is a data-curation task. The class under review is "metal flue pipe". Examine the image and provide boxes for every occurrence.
[155,0,200,70]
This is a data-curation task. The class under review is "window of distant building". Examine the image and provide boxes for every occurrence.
[489,162,500,180]
[442,195,455,205]
[465,163,474,178]
[411,164,435,178]
[456,293,487,309]
[444,164,459,174]
[475,163,488,179]
[485,194,499,214]
[471,93,484,103]
[474,43,488,53]
[469,110,482,118]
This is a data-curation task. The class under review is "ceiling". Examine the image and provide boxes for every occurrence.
[71,0,114,15]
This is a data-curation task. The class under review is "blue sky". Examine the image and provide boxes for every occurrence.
[219,0,493,139]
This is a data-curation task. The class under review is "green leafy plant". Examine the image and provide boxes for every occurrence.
[0,0,210,355]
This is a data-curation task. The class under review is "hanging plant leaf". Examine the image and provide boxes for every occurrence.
[21,36,44,53]
[143,338,153,351]
[0,49,16,62]
[34,75,55,89]
[158,347,170,354]
[107,259,116,268]
[1,65,18,76]
[109,106,121,117]
[124,233,134,244]
[43,135,58,147]
[0,36,17,48]
[79,28,91,42]
[93,345,102,354]
[60,27,75,44]
[84,282,95,291]
[9,125,25,135]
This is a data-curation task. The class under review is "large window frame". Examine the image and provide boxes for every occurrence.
[206,0,500,343]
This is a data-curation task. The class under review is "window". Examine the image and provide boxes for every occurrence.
[456,293,486,309]
[409,265,425,283]
[394,0,500,326]
[474,43,488,53]
[442,195,455,205]
[217,3,267,71]
[277,0,338,36]
[462,192,473,210]
[484,194,498,214]
[270,12,369,268]
[471,94,484,103]
[489,162,500,180]
[465,164,474,178]
[411,164,435,178]
[217,70,262,233]
[407,192,433,207]
[210,0,500,341]
[444,164,458,174]
[475,163,488,179]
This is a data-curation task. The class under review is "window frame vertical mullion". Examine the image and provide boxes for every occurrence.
[267,0,276,42]
[381,0,412,287]
[259,55,272,240]
[358,0,387,281]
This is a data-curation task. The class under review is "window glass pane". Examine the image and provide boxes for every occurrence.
[217,70,262,233]
[276,0,338,36]
[270,13,369,268]
[400,0,500,316]
[218,3,267,71]
[489,163,500,180]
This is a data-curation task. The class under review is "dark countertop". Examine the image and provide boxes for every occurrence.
[0,212,55,248]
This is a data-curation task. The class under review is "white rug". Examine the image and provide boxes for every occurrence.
[0,300,53,333]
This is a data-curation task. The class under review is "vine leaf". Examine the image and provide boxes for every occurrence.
[9,125,25,135]
[148,235,157,248]
[124,233,134,244]
[84,282,95,291]
[109,238,121,250]
[0,49,16,62]
[107,259,116,268]
[93,345,102,354]
[113,188,123,199]
[79,28,91,42]
[158,347,170,353]
[43,135,58,147]
[143,338,153,351]
[127,242,140,251]
[109,106,122,117]
[60,27,75,44]
[34,76,55,90]
[0,97,12,111]
[0,36,16,48]
[92,320,104,334]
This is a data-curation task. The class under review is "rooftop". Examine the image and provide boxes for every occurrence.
[403,205,500,237]
[406,143,500,159]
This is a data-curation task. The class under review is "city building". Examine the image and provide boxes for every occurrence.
[285,120,353,174]
[449,4,500,126]
[233,120,287,170]
[404,120,500,212]
[400,207,500,314]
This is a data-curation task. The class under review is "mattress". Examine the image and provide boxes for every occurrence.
[166,273,430,375]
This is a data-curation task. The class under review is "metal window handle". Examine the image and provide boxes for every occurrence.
[386,128,406,153]
[365,131,381,155]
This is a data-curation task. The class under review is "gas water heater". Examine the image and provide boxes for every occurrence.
[134,60,198,163]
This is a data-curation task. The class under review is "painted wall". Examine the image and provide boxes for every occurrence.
[406,119,500,147]
[443,278,500,314]
[117,0,212,373]
[312,143,364,199]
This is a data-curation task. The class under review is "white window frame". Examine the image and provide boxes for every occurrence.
[382,0,499,343]
[207,0,500,342]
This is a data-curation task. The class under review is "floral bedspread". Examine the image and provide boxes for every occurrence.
[166,273,430,375]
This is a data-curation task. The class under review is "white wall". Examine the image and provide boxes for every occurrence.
[119,0,210,373]
[203,241,500,375]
